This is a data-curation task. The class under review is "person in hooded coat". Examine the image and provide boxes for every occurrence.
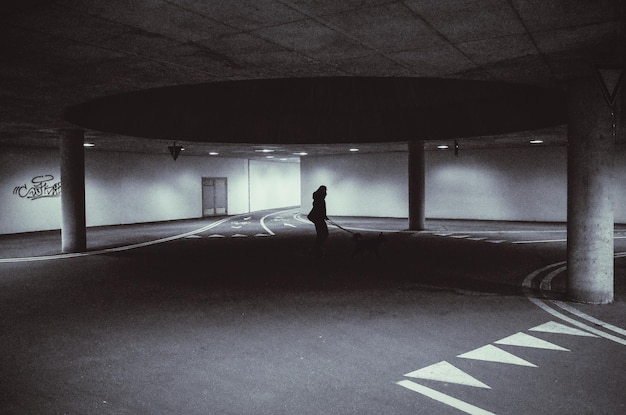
[307,185,328,256]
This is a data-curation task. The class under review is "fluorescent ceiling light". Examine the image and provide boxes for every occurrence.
[209,152,219,155]
[530,140,544,144]
[437,145,449,149]
[83,143,95,147]
[294,152,308,156]
[349,148,359,152]
[255,149,274,153]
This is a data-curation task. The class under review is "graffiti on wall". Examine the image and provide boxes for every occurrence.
[13,175,62,200]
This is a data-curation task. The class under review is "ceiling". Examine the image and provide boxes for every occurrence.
[0,0,623,160]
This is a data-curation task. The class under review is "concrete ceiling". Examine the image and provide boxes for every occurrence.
[0,0,623,160]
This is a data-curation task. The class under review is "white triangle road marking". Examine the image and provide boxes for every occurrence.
[397,380,496,415]
[458,344,537,367]
[495,332,569,351]
[255,233,270,237]
[404,361,490,389]
[529,321,599,338]
[231,234,248,238]
[208,234,225,238]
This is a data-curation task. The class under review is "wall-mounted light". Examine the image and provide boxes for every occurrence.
[454,140,459,157]
[168,142,184,160]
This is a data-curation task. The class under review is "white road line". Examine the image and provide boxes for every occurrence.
[552,301,626,338]
[515,235,626,244]
[527,297,626,346]
[0,215,237,263]
[458,344,537,367]
[404,361,491,389]
[513,239,566,244]
[524,257,626,346]
[260,208,298,236]
[539,266,566,293]
[397,380,496,415]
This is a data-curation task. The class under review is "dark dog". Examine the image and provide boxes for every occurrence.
[351,232,385,258]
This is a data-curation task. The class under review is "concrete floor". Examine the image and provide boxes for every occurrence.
[0,208,624,414]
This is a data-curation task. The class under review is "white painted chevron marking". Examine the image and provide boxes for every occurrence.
[185,235,202,239]
[231,234,248,238]
[404,361,490,389]
[458,344,537,367]
[529,321,598,338]
[495,332,569,351]
[254,233,270,237]
[208,234,225,238]
[397,380,496,415]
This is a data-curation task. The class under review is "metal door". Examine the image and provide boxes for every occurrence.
[202,177,227,216]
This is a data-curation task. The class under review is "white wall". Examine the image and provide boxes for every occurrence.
[426,146,568,221]
[300,152,408,218]
[1,147,300,235]
[4,143,626,235]
[84,151,250,226]
[2,147,62,234]
[249,160,300,212]
[300,145,626,223]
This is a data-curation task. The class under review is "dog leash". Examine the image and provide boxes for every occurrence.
[326,218,356,234]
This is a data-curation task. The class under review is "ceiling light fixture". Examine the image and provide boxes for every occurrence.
[83,143,95,148]
[294,152,308,156]
[530,139,544,144]
[349,148,359,152]
[437,145,449,149]
[209,152,219,156]
[255,149,275,153]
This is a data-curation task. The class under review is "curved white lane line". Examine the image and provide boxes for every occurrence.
[0,215,237,264]
[522,261,566,290]
[526,254,626,346]
[540,266,567,294]
[260,208,299,236]
[552,300,626,337]
[527,297,626,346]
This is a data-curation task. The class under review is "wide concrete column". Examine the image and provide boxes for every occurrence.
[408,141,425,231]
[60,129,87,253]
[566,75,617,304]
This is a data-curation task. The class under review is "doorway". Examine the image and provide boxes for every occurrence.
[202,177,227,217]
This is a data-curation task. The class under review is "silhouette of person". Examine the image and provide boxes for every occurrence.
[307,185,328,257]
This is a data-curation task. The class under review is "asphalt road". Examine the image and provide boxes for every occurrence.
[0,208,624,414]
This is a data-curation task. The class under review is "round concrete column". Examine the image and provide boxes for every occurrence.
[60,129,87,253]
[567,76,616,304]
[408,141,425,231]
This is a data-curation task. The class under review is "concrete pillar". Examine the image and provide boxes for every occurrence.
[566,75,617,304]
[60,129,87,253]
[408,141,425,231]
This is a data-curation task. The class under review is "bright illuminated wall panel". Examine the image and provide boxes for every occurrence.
[300,152,408,218]
[426,146,568,222]
[248,160,300,212]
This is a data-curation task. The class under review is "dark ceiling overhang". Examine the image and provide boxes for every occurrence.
[63,77,567,144]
